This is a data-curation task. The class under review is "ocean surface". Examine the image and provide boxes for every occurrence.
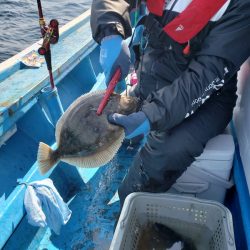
[0,0,91,63]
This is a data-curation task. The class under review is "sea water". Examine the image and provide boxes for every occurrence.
[0,0,91,63]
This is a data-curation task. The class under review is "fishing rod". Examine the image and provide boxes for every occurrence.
[36,0,59,89]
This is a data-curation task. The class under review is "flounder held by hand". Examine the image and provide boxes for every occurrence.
[37,90,139,174]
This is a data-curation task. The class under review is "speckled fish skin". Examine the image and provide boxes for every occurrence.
[37,90,140,174]
[56,90,139,158]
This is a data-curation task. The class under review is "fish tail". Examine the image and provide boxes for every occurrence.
[37,142,59,174]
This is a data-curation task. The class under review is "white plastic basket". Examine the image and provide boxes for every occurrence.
[110,193,236,250]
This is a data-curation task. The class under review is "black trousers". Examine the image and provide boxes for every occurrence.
[118,87,236,208]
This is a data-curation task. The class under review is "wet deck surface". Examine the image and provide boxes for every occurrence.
[3,142,140,250]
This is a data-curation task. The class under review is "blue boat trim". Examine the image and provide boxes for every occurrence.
[38,86,64,127]
[230,122,250,249]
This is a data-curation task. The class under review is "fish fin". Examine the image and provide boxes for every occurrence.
[62,130,125,168]
[37,142,59,174]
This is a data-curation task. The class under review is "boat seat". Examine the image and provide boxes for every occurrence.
[168,133,235,202]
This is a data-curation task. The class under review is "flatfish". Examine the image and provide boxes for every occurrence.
[37,90,139,174]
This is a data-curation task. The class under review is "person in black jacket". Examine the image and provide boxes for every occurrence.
[90,0,250,207]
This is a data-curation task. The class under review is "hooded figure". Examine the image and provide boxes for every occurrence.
[90,0,250,208]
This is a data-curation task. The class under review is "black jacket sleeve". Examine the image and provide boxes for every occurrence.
[142,55,236,131]
[90,0,140,43]
[142,0,250,131]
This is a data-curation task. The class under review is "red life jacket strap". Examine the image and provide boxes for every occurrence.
[146,0,165,16]
[163,0,227,43]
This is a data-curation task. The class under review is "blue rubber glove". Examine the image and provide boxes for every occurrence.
[100,35,130,84]
[108,111,150,139]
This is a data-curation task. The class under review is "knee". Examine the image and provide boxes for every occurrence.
[166,136,204,169]
[173,139,205,174]
[142,131,204,172]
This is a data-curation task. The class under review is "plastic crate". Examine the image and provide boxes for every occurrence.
[110,193,236,250]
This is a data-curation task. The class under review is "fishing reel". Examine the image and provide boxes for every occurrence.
[38,19,59,56]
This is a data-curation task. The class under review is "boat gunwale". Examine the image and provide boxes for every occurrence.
[0,9,97,138]
[0,9,91,79]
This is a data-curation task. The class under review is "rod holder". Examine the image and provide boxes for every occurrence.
[38,86,64,127]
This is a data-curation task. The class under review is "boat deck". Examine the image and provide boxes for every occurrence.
[3,142,140,250]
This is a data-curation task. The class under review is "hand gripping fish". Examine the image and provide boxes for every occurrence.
[37,90,139,174]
